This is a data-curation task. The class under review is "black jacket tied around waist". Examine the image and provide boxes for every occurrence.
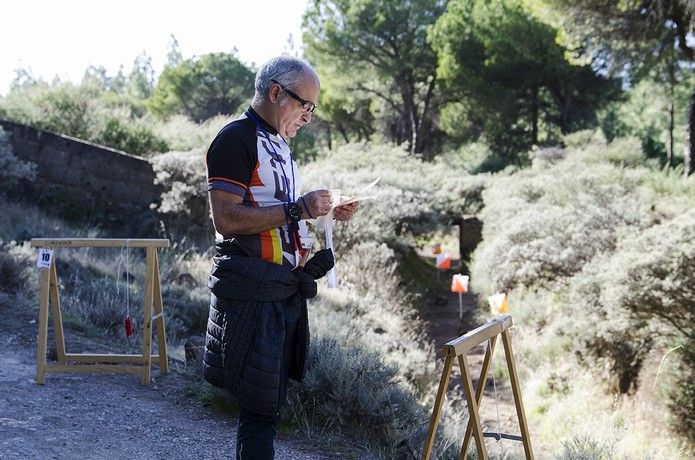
[202,240,333,416]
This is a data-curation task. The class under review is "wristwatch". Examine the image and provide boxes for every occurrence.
[287,201,303,223]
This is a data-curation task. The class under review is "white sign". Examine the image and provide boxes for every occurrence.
[36,248,54,269]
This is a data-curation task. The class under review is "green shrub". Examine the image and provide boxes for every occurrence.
[315,241,437,391]
[568,269,654,394]
[97,117,169,156]
[44,248,207,342]
[575,136,649,169]
[159,284,210,338]
[555,435,618,460]
[149,148,211,245]
[471,137,681,397]
[0,193,96,247]
[562,129,605,149]
[670,347,695,444]
[605,210,695,343]
[151,114,229,152]
[303,142,487,250]
[1,81,99,140]
[471,166,650,294]
[286,336,428,453]
[0,241,33,294]
[1,81,168,156]
[565,209,695,400]
[470,135,695,453]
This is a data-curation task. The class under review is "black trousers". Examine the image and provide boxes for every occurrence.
[236,301,300,460]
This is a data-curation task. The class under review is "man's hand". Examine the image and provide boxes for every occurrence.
[333,201,359,221]
[300,189,333,218]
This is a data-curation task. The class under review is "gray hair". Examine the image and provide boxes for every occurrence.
[252,56,316,104]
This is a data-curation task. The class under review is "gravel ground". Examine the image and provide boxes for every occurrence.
[0,305,343,460]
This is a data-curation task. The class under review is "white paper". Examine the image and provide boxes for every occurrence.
[309,178,381,288]
[36,248,53,269]
[333,176,381,208]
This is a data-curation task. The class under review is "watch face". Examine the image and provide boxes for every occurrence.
[288,202,302,221]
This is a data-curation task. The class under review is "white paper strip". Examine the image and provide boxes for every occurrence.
[308,178,381,288]
[324,215,337,287]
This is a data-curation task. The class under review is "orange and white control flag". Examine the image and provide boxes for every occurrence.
[436,253,451,269]
[488,292,509,315]
[451,274,469,293]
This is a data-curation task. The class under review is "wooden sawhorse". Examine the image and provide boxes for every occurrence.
[422,314,534,459]
[30,238,170,385]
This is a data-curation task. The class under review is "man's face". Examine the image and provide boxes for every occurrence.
[273,73,320,139]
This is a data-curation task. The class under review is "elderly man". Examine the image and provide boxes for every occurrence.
[202,56,357,459]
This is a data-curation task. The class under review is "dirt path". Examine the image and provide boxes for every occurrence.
[419,280,529,458]
[0,303,341,460]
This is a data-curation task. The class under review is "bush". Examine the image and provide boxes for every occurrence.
[314,242,436,390]
[41,247,208,342]
[575,136,649,169]
[568,260,655,393]
[295,144,486,453]
[470,134,695,454]
[1,81,168,156]
[302,142,487,250]
[471,163,650,294]
[151,114,229,152]
[97,117,169,156]
[577,210,695,433]
[1,81,99,140]
[159,284,210,338]
[0,241,33,294]
[150,148,211,245]
[670,347,695,445]
[606,210,695,343]
[286,337,427,452]
[555,435,618,460]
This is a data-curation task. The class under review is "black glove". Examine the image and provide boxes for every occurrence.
[296,271,318,298]
[302,249,334,280]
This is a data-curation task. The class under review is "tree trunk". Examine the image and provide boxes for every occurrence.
[667,58,675,168]
[337,125,349,144]
[556,79,571,135]
[686,87,695,178]
[531,85,539,145]
[416,75,437,158]
[398,72,420,155]
[410,109,418,156]
[402,89,416,155]
[326,124,333,151]
[668,100,674,168]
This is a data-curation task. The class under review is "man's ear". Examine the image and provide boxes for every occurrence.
[269,84,282,103]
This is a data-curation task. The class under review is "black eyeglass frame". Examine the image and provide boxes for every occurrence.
[271,79,317,113]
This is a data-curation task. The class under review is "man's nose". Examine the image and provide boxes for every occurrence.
[301,111,312,123]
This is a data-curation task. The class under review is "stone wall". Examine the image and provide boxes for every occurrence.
[0,118,161,229]
[455,215,483,271]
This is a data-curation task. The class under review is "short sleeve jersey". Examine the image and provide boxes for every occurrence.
[206,108,309,269]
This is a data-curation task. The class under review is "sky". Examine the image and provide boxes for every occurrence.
[0,0,309,96]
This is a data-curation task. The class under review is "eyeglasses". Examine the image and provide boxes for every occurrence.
[271,79,317,113]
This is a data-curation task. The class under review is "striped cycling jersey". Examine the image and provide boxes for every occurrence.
[206,107,308,269]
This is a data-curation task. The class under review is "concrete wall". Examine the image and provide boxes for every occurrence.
[0,118,161,227]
